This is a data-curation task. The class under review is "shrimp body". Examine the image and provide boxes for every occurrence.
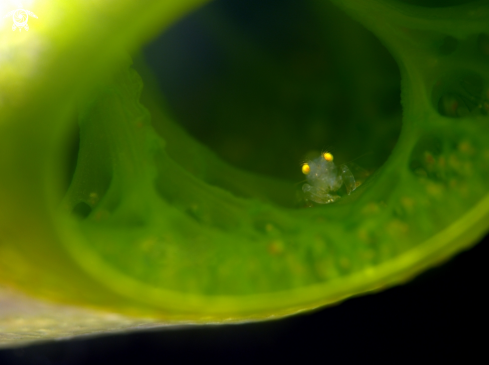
[302,153,356,204]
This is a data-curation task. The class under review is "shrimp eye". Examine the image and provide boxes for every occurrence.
[323,152,334,162]
[302,163,311,174]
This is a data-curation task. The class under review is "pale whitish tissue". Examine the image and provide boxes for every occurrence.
[2,0,37,32]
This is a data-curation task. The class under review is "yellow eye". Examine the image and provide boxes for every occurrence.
[302,163,311,174]
[323,152,334,162]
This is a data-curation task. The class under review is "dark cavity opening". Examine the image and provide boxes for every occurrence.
[433,71,487,119]
[72,202,92,219]
[142,0,402,185]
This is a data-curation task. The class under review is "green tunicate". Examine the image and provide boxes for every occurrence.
[59,0,489,314]
[1,0,489,346]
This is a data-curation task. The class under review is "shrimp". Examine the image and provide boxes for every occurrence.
[301,152,357,204]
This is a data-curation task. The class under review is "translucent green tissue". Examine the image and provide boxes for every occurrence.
[1,0,489,346]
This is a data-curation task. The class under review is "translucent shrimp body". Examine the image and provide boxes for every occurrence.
[302,153,356,204]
